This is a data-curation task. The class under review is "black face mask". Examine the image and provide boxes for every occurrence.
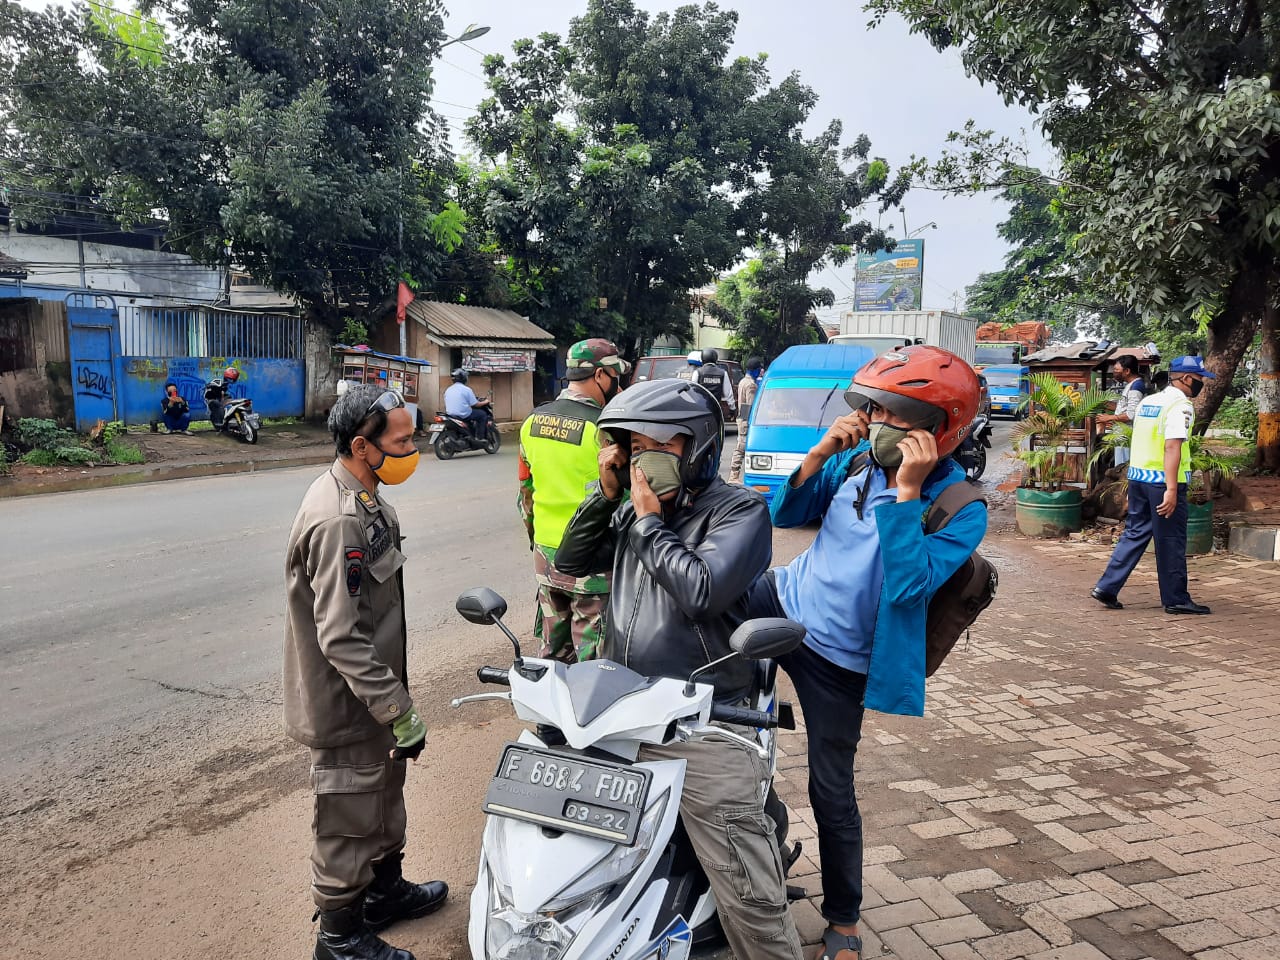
[599,372,621,403]
[1183,376,1204,398]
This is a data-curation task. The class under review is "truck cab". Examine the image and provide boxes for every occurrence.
[742,344,875,503]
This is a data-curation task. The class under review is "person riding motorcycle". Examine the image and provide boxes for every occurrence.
[204,366,239,429]
[556,378,803,960]
[443,368,492,440]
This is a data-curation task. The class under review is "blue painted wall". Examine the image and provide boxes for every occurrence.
[119,356,305,425]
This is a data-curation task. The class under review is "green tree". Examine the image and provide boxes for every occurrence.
[869,0,1280,463]
[0,0,455,327]
[961,169,1140,343]
[466,0,903,357]
[722,123,904,359]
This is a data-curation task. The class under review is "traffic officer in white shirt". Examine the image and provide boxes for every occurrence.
[1092,356,1213,615]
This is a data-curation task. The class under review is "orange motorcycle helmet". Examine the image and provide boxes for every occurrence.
[844,345,981,457]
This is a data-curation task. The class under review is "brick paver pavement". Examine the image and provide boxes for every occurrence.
[772,531,1280,960]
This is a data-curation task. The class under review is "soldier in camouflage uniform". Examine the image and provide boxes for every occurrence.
[518,339,630,662]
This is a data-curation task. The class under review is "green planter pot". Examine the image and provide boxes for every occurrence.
[1016,486,1083,538]
[1186,499,1214,555]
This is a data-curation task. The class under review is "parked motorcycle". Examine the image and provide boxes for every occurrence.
[956,414,992,480]
[210,396,261,444]
[428,410,500,459]
[451,587,804,960]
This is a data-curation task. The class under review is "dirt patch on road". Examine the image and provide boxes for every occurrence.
[1,660,519,960]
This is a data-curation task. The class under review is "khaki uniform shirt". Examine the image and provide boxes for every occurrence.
[283,460,413,748]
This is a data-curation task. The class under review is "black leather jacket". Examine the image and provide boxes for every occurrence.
[556,478,771,702]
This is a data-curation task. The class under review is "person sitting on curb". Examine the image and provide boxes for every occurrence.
[160,383,192,435]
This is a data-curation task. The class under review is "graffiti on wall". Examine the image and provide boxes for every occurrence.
[75,363,113,401]
[117,355,303,425]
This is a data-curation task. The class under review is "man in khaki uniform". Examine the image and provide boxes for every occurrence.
[284,383,446,960]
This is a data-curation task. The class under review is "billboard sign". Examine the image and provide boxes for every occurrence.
[853,239,924,312]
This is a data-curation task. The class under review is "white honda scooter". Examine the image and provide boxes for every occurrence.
[451,587,805,960]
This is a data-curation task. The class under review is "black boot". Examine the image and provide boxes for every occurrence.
[313,899,414,960]
[364,853,449,933]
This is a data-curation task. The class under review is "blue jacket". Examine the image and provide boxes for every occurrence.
[771,443,987,716]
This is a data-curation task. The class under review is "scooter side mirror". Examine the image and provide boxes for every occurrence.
[456,588,509,625]
[728,618,807,661]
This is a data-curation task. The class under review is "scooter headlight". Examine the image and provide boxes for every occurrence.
[483,791,670,958]
[486,902,575,960]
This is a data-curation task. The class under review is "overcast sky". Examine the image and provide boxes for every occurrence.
[433,0,1054,322]
[16,0,1052,319]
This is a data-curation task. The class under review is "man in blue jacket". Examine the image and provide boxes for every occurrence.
[747,346,987,960]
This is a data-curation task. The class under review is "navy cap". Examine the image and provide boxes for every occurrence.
[1169,356,1216,379]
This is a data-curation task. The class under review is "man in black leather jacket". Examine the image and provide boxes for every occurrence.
[557,378,802,960]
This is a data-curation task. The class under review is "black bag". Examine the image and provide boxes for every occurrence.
[844,453,997,676]
[921,480,998,676]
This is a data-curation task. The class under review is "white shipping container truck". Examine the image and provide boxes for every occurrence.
[833,310,979,365]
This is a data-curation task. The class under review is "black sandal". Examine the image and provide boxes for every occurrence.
[818,928,862,960]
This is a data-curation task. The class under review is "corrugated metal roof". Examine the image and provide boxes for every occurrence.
[0,251,29,278]
[407,300,555,349]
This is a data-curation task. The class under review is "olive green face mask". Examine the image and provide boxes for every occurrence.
[632,450,684,497]
[868,422,911,469]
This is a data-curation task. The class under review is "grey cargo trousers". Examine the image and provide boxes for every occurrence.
[638,732,803,960]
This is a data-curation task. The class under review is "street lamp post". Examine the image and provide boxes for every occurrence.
[442,23,490,48]
[906,221,937,239]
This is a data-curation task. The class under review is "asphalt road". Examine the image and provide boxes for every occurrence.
[0,444,532,790]
[0,424,1021,958]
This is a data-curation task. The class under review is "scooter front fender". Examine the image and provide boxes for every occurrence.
[469,745,689,960]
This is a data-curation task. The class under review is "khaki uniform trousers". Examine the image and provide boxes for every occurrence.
[309,729,407,910]
[638,733,802,960]
[729,419,750,481]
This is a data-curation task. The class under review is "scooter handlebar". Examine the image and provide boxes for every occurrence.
[709,703,777,729]
[477,666,511,686]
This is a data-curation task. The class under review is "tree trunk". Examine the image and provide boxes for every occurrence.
[1259,299,1280,470]
[1194,265,1265,432]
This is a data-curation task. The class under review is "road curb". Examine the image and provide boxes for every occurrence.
[0,450,335,499]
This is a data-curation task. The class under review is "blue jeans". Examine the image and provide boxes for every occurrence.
[1096,481,1191,607]
[162,410,191,432]
[748,573,867,925]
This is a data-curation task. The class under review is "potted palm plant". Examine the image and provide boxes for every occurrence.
[1011,372,1113,536]
[1093,423,1236,554]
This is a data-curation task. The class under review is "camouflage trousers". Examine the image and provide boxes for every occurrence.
[533,546,609,663]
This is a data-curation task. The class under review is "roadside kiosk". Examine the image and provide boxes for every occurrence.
[335,344,433,429]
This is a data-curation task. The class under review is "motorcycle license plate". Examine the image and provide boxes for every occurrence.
[483,743,652,845]
[427,424,443,435]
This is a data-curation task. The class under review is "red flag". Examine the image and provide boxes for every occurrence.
[396,282,415,325]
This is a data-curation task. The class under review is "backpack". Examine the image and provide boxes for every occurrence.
[845,453,998,676]
[922,480,998,676]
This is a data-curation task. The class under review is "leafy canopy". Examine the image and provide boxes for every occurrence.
[869,0,1280,426]
[0,0,457,324]
[464,0,905,354]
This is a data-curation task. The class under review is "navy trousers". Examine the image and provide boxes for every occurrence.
[747,572,867,925]
[1095,480,1191,607]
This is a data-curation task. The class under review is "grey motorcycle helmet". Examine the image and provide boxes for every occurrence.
[597,378,725,491]
[451,368,469,383]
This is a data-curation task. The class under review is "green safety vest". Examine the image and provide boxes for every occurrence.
[1127,386,1193,485]
[520,395,604,551]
